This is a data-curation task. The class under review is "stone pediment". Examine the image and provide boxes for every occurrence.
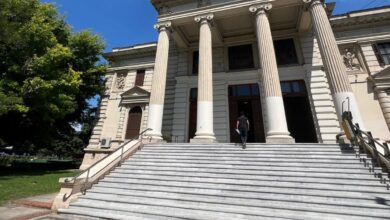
[369,67,390,89]
[120,86,150,105]
[372,66,390,79]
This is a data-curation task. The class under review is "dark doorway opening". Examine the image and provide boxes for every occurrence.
[125,106,142,139]
[188,88,197,141]
[281,80,318,143]
[229,84,265,143]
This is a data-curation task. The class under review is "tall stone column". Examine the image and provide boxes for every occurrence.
[145,21,171,140]
[191,13,216,143]
[376,89,390,130]
[249,4,294,143]
[303,0,365,129]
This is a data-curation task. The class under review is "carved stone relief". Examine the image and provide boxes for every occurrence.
[198,0,211,7]
[339,45,364,73]
[116,72,127,90]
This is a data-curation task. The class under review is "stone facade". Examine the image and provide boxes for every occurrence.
[80,0,390,169]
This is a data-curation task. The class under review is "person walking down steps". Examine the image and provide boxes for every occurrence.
[236,111,250,149]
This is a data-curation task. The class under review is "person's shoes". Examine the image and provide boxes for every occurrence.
[242,144,246,149]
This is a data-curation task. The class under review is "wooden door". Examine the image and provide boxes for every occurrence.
[125,106,142,139]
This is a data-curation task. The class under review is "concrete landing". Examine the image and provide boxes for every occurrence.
[0,193,56,220]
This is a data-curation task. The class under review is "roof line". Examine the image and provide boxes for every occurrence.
[331,5,390,18]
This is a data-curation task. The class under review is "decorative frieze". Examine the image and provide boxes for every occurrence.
[197,0,211,8]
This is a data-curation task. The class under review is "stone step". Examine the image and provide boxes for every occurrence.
[143,145,343,150]
[109,170,382,186]
[133,153,358,160]
[59,207,171,220]
[97,181,390,203]
[91,183,390,208]
[138,150,355,155]
[124,159,366,168]
[121,161,372,173]
[74,194,389,220]
[114,165,379,180]
[84,189,390,217]
[101,174,388,193]
[67,201,286,220]
[145,143,340,148]
[62,143,390,219]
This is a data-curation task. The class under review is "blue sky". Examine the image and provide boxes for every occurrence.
[41,0,390,53]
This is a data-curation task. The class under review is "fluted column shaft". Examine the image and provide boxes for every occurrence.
[192,14,216,142]
[304,0,365,128]
[250,4,294,143]
[146,22,171,140]
[376,89,390,130]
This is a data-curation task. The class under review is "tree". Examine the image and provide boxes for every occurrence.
[0,0,106,156]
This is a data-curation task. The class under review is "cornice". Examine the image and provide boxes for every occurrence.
[330,12,390,29]
[104,44,157,60]
[157,0,274,23]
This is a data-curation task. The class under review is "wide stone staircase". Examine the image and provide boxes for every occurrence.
[59,143,390,219]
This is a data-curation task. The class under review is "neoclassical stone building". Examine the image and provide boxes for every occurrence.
[80,0,390,169]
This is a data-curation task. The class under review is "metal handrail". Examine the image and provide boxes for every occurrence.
[341,111,390,186]
[63,128,152,199]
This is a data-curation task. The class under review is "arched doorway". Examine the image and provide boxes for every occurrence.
[125,106,142,139]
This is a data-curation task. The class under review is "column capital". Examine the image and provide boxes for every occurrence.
[249,3,272,15]
[154,21,172,32]
[302,0,325,8]
[194,13,214,24]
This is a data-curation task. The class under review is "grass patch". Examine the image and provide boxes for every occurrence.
[0,169,78,205]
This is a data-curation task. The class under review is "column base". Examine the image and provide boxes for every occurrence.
[141,137,166,144]
[266,135,295,144]
[333,92,365,130]
[190,134,217,144]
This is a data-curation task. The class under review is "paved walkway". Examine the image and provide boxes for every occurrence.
[0,193,57,220]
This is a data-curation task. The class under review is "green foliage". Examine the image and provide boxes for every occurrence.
[0,0,107,156]
[0,169,78,205]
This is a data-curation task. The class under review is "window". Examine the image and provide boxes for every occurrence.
[192,51,199,75]
[228,44,254,70]
[274,38,298,66]
[373,42,390,66]
[228,84,259,97]
[135,69,145,86]
[281,80,306,95]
